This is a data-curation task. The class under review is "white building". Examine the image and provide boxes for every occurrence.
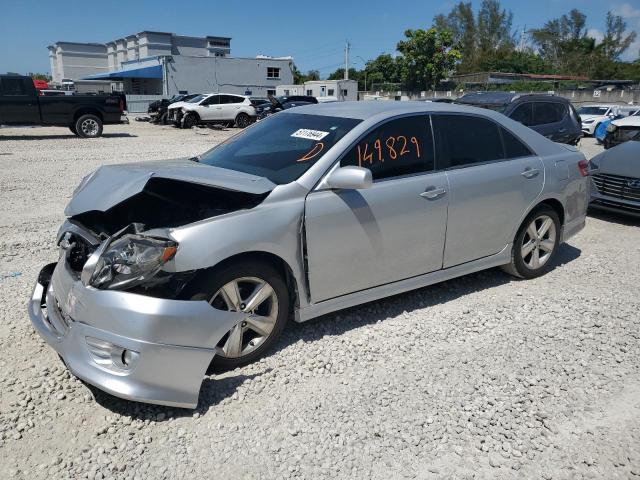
[276,79,358,101]
[47,32,293,98]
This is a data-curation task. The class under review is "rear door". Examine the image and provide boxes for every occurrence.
[0,77,40,124]
[219,95,246,120]
[432,114,544,268]
[530,101,570,143]
[304,115,449,302]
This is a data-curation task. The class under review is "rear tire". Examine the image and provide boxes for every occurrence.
[235,113,251,129]
[75,114,103,138]
[181,260,290,372]
[501,206,561,279]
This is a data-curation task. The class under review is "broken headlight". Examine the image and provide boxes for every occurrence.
[88,234,177,290]
[606,123,617,133]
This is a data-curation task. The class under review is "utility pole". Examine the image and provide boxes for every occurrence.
[344,41,350,80]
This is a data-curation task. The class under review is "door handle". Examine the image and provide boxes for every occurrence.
[420,186,447,200]
[521,168,540,179]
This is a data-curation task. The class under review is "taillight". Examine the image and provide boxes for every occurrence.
[578,159,589,177]
[119,98,124,112]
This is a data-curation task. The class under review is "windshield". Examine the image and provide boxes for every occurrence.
[198,113,361,184]
[578,106,609,115]
[186,94,207,104]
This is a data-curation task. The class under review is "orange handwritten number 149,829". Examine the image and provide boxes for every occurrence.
[357,135,421,166]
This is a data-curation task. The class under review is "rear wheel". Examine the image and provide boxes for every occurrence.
[183,260,289,371]
[75,114,103,138]
[502,206,561,279]
[235,113,251,128]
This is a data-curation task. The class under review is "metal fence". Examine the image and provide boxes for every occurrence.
[125,95,164,113]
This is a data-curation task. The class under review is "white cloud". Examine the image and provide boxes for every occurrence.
[587,28,604,44]
[612,3,640,19]
[610,3,640,60]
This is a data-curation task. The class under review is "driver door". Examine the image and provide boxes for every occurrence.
[199,94,220,120]
[304,115,449,303]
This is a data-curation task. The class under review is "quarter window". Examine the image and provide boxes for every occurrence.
[341,116,433,180]
[501,128,533,158]
[532,102,566,125]
[432,115,504,168]
[267,67,280,79]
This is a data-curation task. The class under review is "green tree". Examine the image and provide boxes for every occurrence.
[601,12,637,61]
[434,2,476,71]
[477,0,514,53]
[396,28,461,90]
[29,72,52,81]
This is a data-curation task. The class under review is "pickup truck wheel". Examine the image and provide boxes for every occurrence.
[235,113,251,128]
[182,260,289,372]
[182,113,198,129]
[75,114,103,138]
[501,206,561,279]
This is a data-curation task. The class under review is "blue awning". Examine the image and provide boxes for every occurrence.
[84,64,162,80]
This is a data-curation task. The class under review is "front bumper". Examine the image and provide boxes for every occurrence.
[28,258,243,408]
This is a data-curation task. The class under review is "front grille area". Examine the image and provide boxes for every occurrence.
[592,173,640,203]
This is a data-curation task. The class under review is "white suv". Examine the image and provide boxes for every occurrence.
[179,93,256,129]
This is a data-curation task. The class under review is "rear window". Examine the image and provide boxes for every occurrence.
[198,113,361,185]
[1,77,28,96]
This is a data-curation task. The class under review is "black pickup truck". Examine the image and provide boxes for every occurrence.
[0,75,128,138]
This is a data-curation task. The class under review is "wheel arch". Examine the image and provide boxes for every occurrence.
[73,108,103,123]
[510,195,566,243]
[186,250,300,315]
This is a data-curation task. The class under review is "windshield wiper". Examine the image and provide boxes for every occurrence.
[188,156,200,163]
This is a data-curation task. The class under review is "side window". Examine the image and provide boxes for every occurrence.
[501,128,533,158]
[432,114,504,168]
[510,103,533,126]
[224,95,244,104]
[533,102,565,125]
[341,116,434,181]
[1,78,28,96]
[202,95,219,106]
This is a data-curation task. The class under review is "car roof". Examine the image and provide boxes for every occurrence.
[457,91,569,106]
[289,100,494,120]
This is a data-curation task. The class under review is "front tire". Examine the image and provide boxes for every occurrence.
[182,113,198,129]
[501,206,561,279]
[75,114,103,138]
[182,260,289,371]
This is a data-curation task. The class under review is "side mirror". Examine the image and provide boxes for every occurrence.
[325,166,372,190]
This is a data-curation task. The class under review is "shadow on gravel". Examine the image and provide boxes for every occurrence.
[588,208,640,227]
[87,368,272,420]
[0,133,137,140]
[84,244,581,419]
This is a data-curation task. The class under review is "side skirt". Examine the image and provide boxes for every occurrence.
[294,244,512,323]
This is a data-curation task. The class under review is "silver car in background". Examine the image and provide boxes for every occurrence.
[29,102,589,408]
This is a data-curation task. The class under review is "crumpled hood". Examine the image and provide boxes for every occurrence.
[590,141,640,178]
[65,158,276,216]
[612,116,640,127]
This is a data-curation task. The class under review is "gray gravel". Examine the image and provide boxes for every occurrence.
[1,122,639,480]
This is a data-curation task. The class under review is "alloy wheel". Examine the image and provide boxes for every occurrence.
[81,118,99,137]
[520,214,557,270]
[209,277,279,358]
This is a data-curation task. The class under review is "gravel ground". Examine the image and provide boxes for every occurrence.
[1,121,639,480]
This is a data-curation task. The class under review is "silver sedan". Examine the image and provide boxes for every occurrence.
[29,101,589,408]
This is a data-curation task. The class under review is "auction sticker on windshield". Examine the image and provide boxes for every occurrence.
[291,129,330,141]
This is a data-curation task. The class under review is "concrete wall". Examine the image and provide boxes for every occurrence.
[47,42,108,83]
[165,56,294,97]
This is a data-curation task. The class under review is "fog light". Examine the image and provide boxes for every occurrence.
[85,337,139,371]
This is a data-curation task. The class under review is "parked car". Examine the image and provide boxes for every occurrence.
[0,74,128,137]
[256,95,318,120]
[249,97,270,107]
[176,93,256,129]
[148,94,200,124]
[595,107,639,144]
[604,110,640,149]
[589,141,640,216]
[455,92,582,145]
[28,101,588,408]
[166,94,207,126]
[576,104,617,136]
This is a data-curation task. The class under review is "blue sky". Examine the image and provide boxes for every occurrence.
[1,0,639,77]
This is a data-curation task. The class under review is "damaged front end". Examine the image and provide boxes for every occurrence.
[27,159,275,408]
